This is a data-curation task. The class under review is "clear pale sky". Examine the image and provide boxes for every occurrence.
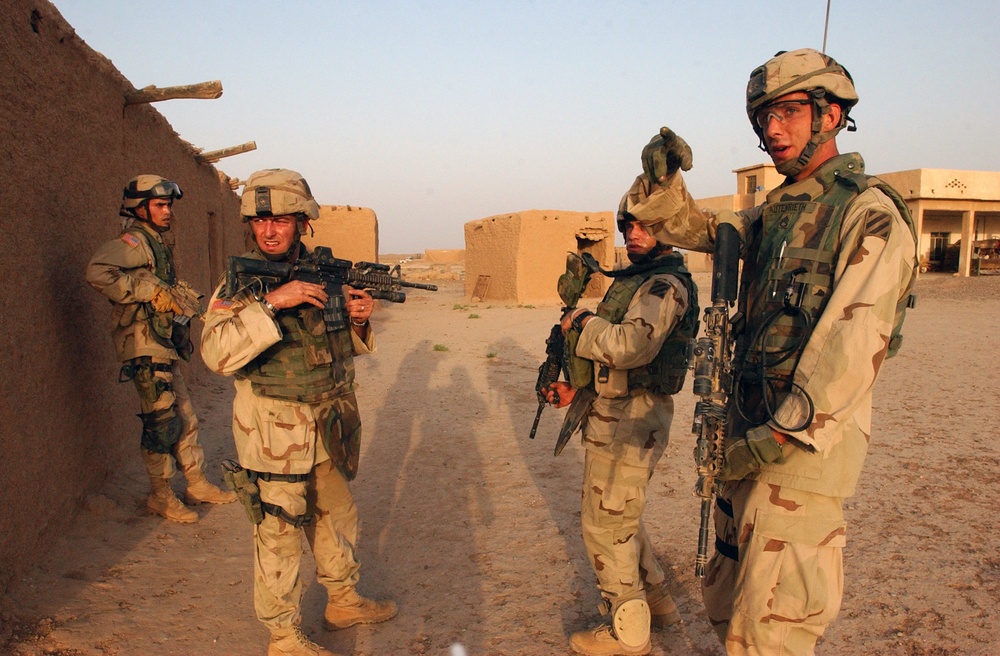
[53,0,999,253]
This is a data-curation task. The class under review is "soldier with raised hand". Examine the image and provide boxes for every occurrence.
[544,150,700,655]
[633,49,918,654]
[86,175,236,524]
[200,169,395,656]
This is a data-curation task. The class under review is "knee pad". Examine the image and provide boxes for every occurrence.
[138,407,183,454]
[613,598,651,649]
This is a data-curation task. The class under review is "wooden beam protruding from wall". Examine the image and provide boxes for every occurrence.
[195,141,257,164]
[125,80,223,105]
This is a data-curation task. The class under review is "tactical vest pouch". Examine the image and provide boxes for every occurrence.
[594,364,629,399]
[316,394,363,481]
[564,329,593,389]
[138,407,183,454]
[222,459,264,525]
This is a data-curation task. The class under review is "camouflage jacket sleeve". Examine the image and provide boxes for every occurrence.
[575,273,689,369]
[770,187,917,452]
[350,321,376,355]
[625,171,760,254]
[200,283,282,376]
[85,233,164,304]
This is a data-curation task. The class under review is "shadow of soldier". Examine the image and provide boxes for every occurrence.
[485,334,597,637]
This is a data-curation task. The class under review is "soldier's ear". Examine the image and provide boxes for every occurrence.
[823,102,843,132]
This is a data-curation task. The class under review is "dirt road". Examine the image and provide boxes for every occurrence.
[3,273,998,655]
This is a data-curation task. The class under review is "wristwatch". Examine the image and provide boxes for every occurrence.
[260,297,278,317]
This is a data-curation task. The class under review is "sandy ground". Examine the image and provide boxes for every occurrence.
[2,272,999,656]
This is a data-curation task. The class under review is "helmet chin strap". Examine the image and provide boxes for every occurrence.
[627,243,667,264]
[770,91,844,178]
[134,202,171,233]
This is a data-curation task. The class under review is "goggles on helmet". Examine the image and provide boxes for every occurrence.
[123,180,183,200]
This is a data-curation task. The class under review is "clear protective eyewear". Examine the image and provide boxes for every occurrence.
[754,99,811,129]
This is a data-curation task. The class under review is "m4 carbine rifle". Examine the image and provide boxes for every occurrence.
[226,246,437,330]
[529,252,600,456]
[688,222,740,578]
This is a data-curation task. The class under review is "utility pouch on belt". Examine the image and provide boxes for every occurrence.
[222,459,264,525]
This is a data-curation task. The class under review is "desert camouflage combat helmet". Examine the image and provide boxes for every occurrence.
[616,176,676,248]
[746,48,858,175]
[120,175,183,218]
[240,168,320,221]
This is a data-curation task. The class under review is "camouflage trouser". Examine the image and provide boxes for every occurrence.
[702,479,847,655]
[134,359,205,479]
[581,451,665,607]
[253,458,361,629]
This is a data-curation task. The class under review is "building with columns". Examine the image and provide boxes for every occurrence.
[697,163,1000,277]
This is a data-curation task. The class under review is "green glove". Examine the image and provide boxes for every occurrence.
[718,425,786,481]
[641,126,694,184]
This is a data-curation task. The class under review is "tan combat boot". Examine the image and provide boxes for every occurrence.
[183,469,237,505]
[571,598,651,656]
[570,624,651,656]
[267,626,340,656]
[147,477,198,523]
[323,588,397,630]
[646,584,682,627]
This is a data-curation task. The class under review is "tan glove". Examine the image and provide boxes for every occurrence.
[151,287,184,315]
[641,126,693,184]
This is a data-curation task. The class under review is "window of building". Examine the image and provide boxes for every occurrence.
[745,175,757,194]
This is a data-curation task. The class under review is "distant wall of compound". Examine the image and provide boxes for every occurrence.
[464,210,614,304]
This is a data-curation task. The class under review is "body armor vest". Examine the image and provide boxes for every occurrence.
[127,224,175,285]
[239,249,355,403]
[736,153,916,427]
[595,252,700,395]
[126,224,191,357]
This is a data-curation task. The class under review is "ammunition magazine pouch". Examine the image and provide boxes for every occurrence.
[564,329,593,389]
[137,407,183,454]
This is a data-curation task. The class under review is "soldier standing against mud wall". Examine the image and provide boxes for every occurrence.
[200,169,396,656]
[86,175,236,524]
[544,158,700,655]
[631,49,918,654]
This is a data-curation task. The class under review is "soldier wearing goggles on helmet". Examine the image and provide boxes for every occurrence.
[626,49,918,654]
[85,175,236,524]
[200,169,394,656]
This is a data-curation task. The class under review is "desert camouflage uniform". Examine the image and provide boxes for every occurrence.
[574,259,690,612]
[200,245,375,632]
[629,153,917,653]
[86,221,206,481]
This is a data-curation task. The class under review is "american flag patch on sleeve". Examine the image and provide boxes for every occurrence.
[210,298,234,312]
[120,233,141,248]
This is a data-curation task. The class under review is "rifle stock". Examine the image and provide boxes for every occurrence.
[689,222,740,578]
